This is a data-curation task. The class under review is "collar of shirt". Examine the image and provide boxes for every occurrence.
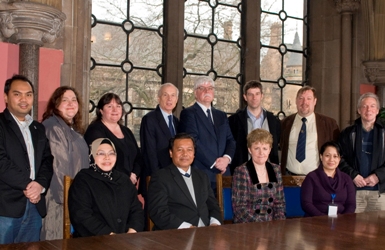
[246,107,265,127]
[159,106,173,125]
[295,112,315,124]
[10,112,33,128]
[176,166,191,176]
[196,101,211,114]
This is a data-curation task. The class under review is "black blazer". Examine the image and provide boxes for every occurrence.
[140,105,179,177]
[148,164,222,230]
[84,120,142,177]
[0,109,53,217]
[228,108,281,174]
[179,102,236,183]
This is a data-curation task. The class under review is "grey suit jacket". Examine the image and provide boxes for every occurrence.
[42,115,88,203]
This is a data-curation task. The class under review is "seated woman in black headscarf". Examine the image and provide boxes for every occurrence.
[69,138,144,237]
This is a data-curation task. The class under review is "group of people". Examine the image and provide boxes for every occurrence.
[0,74,384,244]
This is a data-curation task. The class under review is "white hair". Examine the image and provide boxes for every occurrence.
[193,76,215,90]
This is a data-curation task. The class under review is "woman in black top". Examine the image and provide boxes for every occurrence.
[69,138,143,236]
[84,93,142,185]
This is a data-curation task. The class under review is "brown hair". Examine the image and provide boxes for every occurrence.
[92,93,125,125]
[296,86,317,99]
[243,80,263,95]
[247,129,273,148]
[42,86,84,134]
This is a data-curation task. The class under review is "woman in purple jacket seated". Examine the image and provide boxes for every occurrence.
[301,141,356,216]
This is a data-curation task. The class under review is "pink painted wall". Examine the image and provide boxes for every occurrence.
[360,84,377,95]
[0,42,19,111]
[0,42,63,121]
[38,48,63,121]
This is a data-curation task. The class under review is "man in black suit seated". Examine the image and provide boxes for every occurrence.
[228,80,280,174]
[148,133,222,230]
[0,75,53,244]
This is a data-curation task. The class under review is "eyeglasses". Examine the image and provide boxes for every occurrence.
[95,151,117,157]
[196,86,214,92]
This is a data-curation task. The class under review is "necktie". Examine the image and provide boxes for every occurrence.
[168,115,175,137]
[181,172,191,178]
[206,109,214,127]
[296,117,307,163]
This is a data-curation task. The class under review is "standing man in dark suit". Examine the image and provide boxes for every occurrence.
[148,133,222,230]
[0,75,53,244]
[228,80,280,174]
[179,76,236,190]
[280,86,339,175]
[140,83,179,178]
[139,83,179,230]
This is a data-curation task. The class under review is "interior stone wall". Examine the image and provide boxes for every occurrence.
[308,0,371,129]
[45,0,92,125]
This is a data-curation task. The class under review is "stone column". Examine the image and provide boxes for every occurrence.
[241,0,261,109]
[163,0,184,117]
[334,0,360,128]
[0,1,65,119]
[362,0,385,106]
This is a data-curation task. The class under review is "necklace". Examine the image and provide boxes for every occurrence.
[256,167,267,177]
[257,171,266,177]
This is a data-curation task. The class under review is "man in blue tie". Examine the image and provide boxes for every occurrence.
[179,76,235,190]
[139,83,179,230]
[140,82,179,178]
[280,86,340,175]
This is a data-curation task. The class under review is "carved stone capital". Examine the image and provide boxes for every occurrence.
[363,61,385,86]
[334,0,361,13]
[0,2,66,45]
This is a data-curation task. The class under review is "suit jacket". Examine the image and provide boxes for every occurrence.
[140,105,179,177]
[0,109,53,218]
[228,108,281,174]
[232,161,286,223]
[280,112,340,174]
[84,120,142,177]
[179,103,236,183]
[147,164,222,230]
[338,118,385,193]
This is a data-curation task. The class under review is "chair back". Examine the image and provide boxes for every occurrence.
[282,175,306,218]
[63,175,74,239]
[216,174,233,224]
[146,176,155,230]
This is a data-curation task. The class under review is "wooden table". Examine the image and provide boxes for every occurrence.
[2,211,385,249]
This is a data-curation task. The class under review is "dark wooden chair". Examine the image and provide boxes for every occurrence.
[282,175,306,218]
[146,176,155,231]
[216,174,233,224]
[63,175,74,239]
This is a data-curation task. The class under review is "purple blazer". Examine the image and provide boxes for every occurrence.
[301,166,356,217]
[232,160,286,223]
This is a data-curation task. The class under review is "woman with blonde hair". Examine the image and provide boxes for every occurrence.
[232,128,285,223]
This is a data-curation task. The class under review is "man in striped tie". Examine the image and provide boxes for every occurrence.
[179,76,236,191]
